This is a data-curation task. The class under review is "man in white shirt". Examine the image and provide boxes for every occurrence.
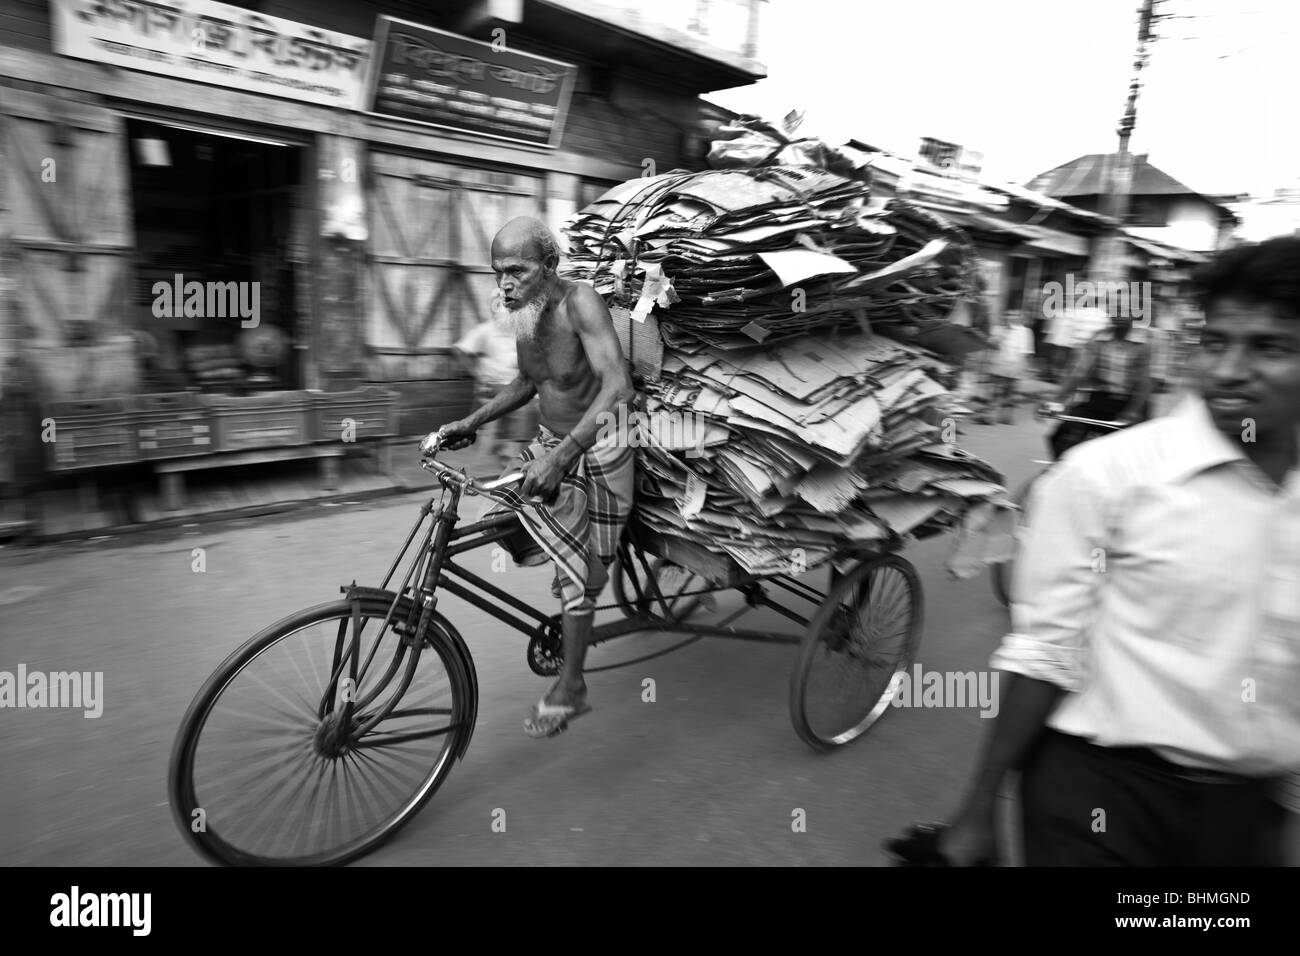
[928,235,1300,866]
[454,313,538,462]
[1044,303,1109,382]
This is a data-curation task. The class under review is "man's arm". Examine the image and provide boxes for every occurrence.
[949,676,1067,823]
[940,458,1111,863]
[552,285,635,467]
[462,374,537,430]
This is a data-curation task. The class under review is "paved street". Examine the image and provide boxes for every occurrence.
[2,409,1062,866]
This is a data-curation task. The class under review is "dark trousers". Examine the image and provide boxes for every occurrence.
[1048,344,1074,382]
[1020,730,1285,866]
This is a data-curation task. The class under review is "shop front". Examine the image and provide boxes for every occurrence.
[0,1,402,511]
[0,0,758,527]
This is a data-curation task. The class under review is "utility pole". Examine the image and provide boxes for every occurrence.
[1094,0,1159,286]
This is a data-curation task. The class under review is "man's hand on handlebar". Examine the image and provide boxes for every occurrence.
[420,420,476,456]
[519,451,565,505]
[1036,401,1065,420]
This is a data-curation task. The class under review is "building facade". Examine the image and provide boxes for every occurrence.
[0,0,764,506]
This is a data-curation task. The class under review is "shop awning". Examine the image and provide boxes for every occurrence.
[1013,224,1089,258]
[119,112,301,148]
[1123,235,1209,264]
[944,210,1032,238]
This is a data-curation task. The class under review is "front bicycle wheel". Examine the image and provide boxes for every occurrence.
[789,554,924,751]
[168,595,475,866]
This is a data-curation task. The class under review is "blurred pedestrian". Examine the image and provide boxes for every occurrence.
[1042,302,1074,382]
[902,235,1300,867]
[982,313,1035,424]
[949,289,992,415]
[454,310,538,464]
[1043,313,1154,459]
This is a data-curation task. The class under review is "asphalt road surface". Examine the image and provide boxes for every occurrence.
[1,415,1050,866]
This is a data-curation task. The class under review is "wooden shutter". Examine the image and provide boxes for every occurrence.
[0,88,133,347]
[366,153,542,382]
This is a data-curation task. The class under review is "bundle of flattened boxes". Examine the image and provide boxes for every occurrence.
[44,388,400,508]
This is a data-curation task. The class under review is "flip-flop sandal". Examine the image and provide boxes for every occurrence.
[522,697,593,739]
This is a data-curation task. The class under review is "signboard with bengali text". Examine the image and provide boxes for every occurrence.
[363,16,577,148]
[51,0,371,111]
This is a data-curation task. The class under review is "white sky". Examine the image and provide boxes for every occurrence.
[709,0,1300,199]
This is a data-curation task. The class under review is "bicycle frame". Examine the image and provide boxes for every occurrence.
[340,451,912,690]
[413,476,826,647]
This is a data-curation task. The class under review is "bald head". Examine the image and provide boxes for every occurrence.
[491,216,562,315]
[492,216,561,266]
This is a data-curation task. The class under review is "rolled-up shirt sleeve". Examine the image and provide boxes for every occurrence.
[989,455,1112,692]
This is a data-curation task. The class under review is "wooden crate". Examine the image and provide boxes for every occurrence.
[203,391,312,452]
[309,386,400,443]
[131,392,213,460]
[44,398,136,471]
[383,380,475,438]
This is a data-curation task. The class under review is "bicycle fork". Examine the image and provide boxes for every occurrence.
[315,489,465,752]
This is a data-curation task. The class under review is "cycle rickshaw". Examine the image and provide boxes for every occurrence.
[168,434,926,866]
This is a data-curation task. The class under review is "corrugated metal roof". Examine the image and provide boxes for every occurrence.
[1027,154,1212,200]
[1122,234,1209,263]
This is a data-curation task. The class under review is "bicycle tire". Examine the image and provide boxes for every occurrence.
[611,552,704,623]
[168,595,475,867]
[789,554,924,751]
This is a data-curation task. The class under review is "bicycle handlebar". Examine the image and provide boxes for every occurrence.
[418,431,549,504]
[1034,407,1128,430]
[1049,413,1128,429]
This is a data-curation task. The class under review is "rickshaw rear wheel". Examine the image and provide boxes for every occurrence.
[611,552,705,624]
[789,553,924,751]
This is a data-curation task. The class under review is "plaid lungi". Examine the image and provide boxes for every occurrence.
[486,423,634,616]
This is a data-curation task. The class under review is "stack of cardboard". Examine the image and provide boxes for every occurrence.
[630,327,1007,575]
[562,161,1012,579]
[564,168,981,358]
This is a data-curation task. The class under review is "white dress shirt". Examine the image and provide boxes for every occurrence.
[991,394,1300,796]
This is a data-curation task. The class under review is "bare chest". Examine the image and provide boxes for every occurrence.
[517,317,590,387]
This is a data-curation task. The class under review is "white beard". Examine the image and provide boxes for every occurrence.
[492,290,549,342]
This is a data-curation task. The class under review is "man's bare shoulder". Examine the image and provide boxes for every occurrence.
[557,280,611,326]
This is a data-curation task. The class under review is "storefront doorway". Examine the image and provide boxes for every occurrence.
[125,119,305,395]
